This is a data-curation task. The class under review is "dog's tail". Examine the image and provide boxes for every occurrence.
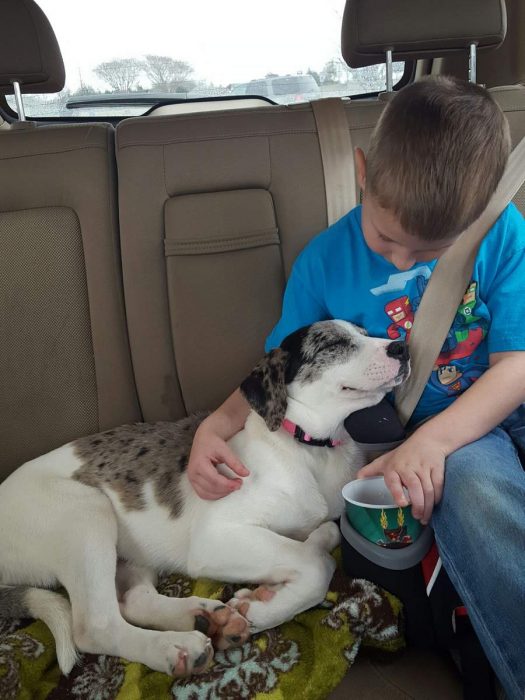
[0,585,77,674]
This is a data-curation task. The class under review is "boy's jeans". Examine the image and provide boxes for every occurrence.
[431,405,525,700]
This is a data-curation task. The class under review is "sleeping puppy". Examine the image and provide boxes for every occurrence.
[0,320,409,677]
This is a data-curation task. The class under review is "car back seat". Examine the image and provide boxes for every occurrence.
[436,0,525,215]
[0,0,141,480]
[115,99,384,421]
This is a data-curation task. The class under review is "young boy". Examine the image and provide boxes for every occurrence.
[187,77,525,699]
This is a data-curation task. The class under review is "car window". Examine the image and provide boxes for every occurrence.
[6,0,406,118]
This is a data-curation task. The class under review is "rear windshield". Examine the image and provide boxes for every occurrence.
[6,0,405,118]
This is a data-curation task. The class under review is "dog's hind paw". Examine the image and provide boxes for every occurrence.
[227,583,284,623]
[192,601,250,651]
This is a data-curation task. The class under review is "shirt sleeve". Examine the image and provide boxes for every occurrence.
[486,245,525,354]
[265,258,328,352]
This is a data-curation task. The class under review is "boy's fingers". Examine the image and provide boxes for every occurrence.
[419,473,435,524]
[194,469,238,496]
[356,460,383,479]
[219,447,250,477]
[193,476,235,500]
[403,474,425,520]
[383,471,409,507]
[431,467,445,504]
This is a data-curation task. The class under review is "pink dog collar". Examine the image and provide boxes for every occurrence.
[282,418,342,448]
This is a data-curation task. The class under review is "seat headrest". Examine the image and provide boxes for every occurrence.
[342,0,507,68]
[0,0,65,94]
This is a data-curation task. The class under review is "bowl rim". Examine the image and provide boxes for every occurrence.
[342,477,411,510]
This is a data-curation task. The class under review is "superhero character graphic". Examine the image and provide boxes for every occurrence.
[456,282,482,325]
[431,364,482,395]
[435,326,486,367]
[384,296,414,340]
[381,276,488,372]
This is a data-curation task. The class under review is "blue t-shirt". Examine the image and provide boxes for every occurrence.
[266,203,525,424]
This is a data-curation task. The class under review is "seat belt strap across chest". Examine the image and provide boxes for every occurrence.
[395,135,525,425]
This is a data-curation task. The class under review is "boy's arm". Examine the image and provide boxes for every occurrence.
[188,388,251,499]
[358,351,525,524]
[188,244,329,500]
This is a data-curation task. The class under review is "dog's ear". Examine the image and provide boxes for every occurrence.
[240,348,289,431]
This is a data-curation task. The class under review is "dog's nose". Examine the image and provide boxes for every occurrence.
[386,341,410,362]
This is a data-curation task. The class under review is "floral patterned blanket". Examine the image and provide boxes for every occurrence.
[0,556,404,700]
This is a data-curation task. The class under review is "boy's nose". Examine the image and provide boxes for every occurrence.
[390,252,416,271]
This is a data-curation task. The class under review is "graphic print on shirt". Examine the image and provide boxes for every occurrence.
[371,269,431,342]
[371,271,488,396]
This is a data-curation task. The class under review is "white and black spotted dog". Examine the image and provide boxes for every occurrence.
[0,320,409,678]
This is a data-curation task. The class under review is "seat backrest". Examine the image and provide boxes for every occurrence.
[116,100,385,420]
[490,86,525,215]
[0,1,140,479]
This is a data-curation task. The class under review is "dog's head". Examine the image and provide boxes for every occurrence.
[240,320,410,435]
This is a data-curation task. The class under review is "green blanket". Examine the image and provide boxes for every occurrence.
[0,556,404,700]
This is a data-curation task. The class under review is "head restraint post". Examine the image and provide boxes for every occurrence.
[385,49,394,92]
[469,43,477,84]
[11,81,27,121]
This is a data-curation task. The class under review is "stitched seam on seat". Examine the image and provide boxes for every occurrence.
[165,230,279,255]
[118,122,379,149]
[0,144,109,161]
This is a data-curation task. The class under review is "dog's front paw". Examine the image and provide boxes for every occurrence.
[153,630,213,677]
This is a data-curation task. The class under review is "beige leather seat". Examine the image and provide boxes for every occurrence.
[437,0,525,215]
[116,99,387,422]
[0,0,140,480]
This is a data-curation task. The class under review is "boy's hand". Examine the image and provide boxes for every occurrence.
[356,434,446,525]
[187,428,249,500]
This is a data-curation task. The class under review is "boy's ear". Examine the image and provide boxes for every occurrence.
[355,147,367,191]
[240,348,289,431]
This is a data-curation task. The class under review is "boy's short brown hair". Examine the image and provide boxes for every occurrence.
[365,76,511,241]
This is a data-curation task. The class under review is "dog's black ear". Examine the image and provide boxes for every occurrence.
[240,348,289,431]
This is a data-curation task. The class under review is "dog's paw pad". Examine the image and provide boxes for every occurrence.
[192,604,250,651]
[170,637,213,677]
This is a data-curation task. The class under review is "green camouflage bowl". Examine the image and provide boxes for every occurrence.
[342,476,422,548]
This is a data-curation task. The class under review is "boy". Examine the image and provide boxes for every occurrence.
[187,77,525,699]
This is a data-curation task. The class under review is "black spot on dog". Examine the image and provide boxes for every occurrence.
[194,615,210,633]
[281,322,357,384]
[160,472,173,488]
[72,412,210,517]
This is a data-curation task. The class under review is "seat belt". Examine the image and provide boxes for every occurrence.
[395,136,525,425]
[312,98,357,225]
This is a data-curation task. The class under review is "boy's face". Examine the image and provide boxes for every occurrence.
[355,149,457,271]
